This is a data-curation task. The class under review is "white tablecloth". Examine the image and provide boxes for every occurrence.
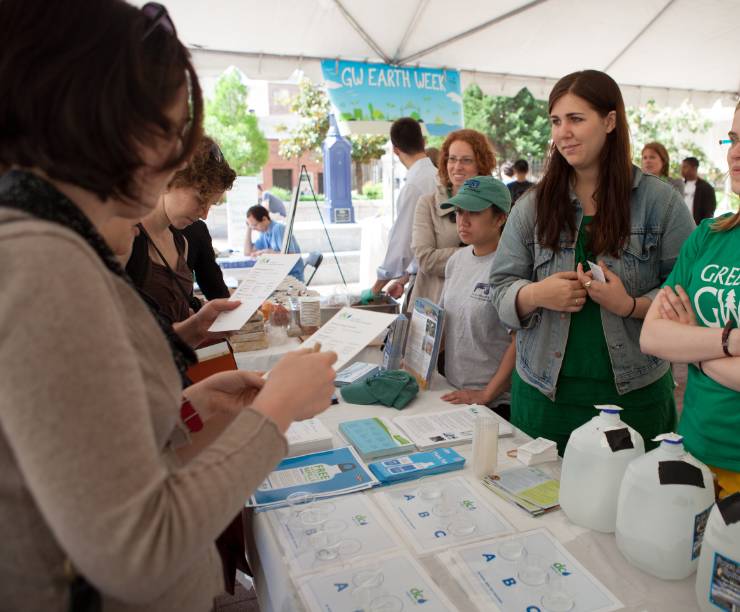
[241,359,699,612]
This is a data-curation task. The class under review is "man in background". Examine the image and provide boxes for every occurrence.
[507,159,534,205]
[365,117,437,302]
[681,157,716,224]
[257,183,288,218]
[245,205,305,282]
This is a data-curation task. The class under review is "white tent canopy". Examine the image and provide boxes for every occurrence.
[159,0,739,107]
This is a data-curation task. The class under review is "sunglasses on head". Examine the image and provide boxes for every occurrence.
[141,2,176,40]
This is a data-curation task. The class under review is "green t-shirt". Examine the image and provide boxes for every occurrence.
[664,215,740,471]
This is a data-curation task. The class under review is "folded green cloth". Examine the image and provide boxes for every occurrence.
[341,370,419,409]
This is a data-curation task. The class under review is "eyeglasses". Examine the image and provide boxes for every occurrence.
[719,134,739,146]
[447,156,476,166]
[209,142,224,163]
[141,2,176,40]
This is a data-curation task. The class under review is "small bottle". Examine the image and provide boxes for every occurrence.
[472,413,499,479]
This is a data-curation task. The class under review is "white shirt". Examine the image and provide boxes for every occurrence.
[377,156,437,280]
[684,179,696,212]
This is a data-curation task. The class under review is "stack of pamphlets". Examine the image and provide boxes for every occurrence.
[381,314,408,370]
[285,418,334,457]
[334,362,380,387]
[368,448,465,484]
[248,446,378,509]
[393,405,513,450]
[404,299,444,389]
[482,466,560,517]
[516,437,558,465]
[338,416,415,460]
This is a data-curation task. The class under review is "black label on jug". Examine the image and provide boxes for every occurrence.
[604,428,634,452]
[658,460,705,488]
[718,492,740,526]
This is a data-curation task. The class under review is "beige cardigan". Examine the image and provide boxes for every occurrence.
[410,181,461,306]
[0,210,286,612]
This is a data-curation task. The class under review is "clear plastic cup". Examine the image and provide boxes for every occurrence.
[299,500,335,529]
[416,477,443,501]
[498,539,527,562]
[285,491,315,529]
[432,489,458,518]
[447,514,477,537]
[310,518,347,561]
[517,552,550,587]
[541,569,575,612]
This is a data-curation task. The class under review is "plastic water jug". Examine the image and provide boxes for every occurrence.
[695,492,740,611]
[560,405,645,532]
[616,433,715,580]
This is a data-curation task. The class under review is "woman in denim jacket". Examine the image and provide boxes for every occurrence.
[490,70,695,454]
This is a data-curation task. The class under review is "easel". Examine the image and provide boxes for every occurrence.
[283,164,347,287]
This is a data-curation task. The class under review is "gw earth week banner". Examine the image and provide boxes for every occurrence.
[320,59,462,136]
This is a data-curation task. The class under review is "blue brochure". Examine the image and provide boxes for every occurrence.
[249,446,378,508]
[368,448,465,484]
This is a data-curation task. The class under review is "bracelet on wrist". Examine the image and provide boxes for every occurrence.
[623,296,637,319]
[180,398,204,433]
[722,320,735,357]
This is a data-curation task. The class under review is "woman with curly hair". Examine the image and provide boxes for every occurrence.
[410,128,496,305]
[127,135,237,323]
[641,141,684,195]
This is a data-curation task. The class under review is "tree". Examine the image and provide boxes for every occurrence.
[349,134,387,195]
[278,78,387,194]
[626,99,718,180]
[204,69,268,176]
[462,85,550,168]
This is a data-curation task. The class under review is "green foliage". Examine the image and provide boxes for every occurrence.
[279,79,387,194]
[278,78,331,160]
[269,186,292,202]
[627,99,719,180]
[362,182,383,199]
[204,69,268,176]
[462,85,550,166]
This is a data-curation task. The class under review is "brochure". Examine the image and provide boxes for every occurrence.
[381,314,408,371]
[375,475,514,554]
[248,446,378,509]
[209,253,300,332]
[368,448,465,484]
[298,307,398,372]
[334,362,380,387]
[285,418,334,457]
[339,417,415,461]
[403,298,444,389]
[450,529,622,612]
[483,466,560,516]
[393,405,513,450]
[297,552,458,612]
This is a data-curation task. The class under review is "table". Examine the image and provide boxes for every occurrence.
[242,360,699,612]
[233,336,302,372]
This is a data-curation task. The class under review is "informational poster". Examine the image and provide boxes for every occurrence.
[375,476,513,554]
[209,254,300,332]
[451,529,622,612]
[268,493,400,575]
[297,552,458,612]
[320,60,463,136]
[300,307,398,372]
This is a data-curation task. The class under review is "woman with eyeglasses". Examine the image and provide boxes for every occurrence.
[409,128,496,306]
[126,135,234,323]
[640,102,740,498]
[490,70,696,455]
[0,2,337,610]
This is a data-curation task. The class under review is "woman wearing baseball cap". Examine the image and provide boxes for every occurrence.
[438,176,515,419]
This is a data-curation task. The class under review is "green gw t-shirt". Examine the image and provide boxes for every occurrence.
[664,215,740,472]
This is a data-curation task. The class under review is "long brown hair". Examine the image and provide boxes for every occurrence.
[713,101,740,232]
[438,129,496,191]
[536,70,632,256]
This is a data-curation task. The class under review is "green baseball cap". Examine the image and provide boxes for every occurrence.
[441,175,512,214]
[340,370,419,410]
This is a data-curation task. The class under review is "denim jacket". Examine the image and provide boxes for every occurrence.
[490,167,696,399]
